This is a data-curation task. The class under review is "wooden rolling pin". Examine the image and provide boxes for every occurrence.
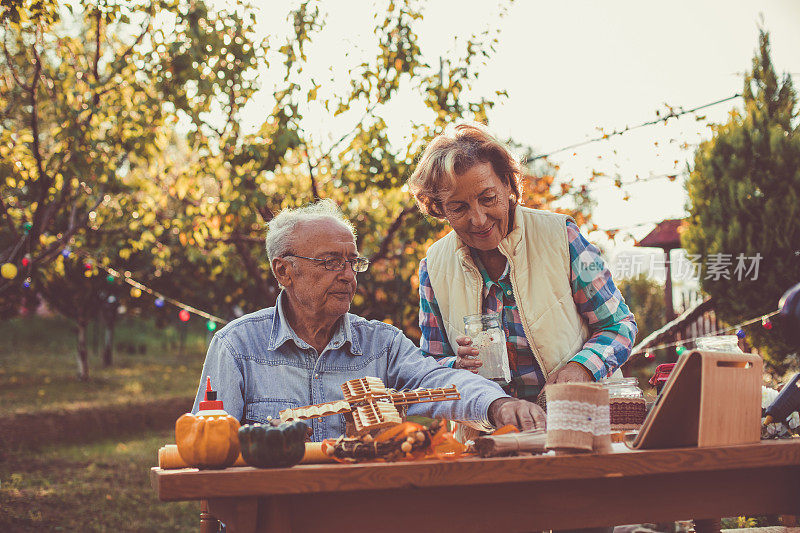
[158,442,335,469]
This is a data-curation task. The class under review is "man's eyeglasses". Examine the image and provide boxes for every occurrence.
[283,255,370,273]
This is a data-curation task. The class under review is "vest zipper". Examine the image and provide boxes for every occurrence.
[460,258,482,315]
[504,251,549,379]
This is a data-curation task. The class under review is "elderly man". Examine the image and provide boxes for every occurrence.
[193,199,545,442]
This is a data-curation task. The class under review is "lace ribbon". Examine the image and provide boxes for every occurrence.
[594,404,611,436]
[547,400,610,435]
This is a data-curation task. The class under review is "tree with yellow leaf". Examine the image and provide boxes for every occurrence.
[1,0,595,381]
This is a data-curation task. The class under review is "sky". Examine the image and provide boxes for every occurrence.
[230,0,800,293]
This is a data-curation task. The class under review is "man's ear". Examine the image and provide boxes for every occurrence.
[272,257,293,288]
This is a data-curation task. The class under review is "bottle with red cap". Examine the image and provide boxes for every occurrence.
[198,376,227,415]
[175,377,241,469]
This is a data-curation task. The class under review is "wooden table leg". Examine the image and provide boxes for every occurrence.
[200,500,220,533]
[693,518,721,533]
[262,496,292,532]
[207,497,258,533]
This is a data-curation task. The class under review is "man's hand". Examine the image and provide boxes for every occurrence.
[453,335,482,372]
[487,397,546,430]
[547,361,593,384]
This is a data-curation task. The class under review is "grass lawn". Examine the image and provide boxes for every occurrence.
[1,316,208,414]
[0,317,210,530]
[0,429,197,532]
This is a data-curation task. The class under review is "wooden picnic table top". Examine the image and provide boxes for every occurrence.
[151,439,800,501]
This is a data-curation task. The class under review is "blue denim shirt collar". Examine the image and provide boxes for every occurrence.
[267,291,363,356]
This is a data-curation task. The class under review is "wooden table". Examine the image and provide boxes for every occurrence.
[150,440,800,533]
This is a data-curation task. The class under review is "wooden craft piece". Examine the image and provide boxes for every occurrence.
[342,377,388,402]
[390,386,460,405]
[279,400,351,423]
[279,377,461,435]
[353,401,403,434]
[629,350,762,449]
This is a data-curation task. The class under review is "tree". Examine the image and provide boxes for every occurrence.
[3,0,596,375]
[35,254,113,379]
[615,274,666,341]
[158,0,596,336]
[0,0,265,376]
[682,29,800,367]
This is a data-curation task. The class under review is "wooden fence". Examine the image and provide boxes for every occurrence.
[629,294,757,367]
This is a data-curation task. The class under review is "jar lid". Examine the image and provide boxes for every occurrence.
[649,363,676,386]
[601,377,639,387]
[463,312,501,325]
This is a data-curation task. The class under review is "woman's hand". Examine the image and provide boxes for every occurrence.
[547,361,594,384]
[453,335,483,372]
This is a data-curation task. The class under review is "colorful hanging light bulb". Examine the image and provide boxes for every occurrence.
[1,263,17,279]
[179,309,191,322]
[206,320,217,332]
[154,297,165,308]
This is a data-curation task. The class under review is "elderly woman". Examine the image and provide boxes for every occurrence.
[408,123,638,406]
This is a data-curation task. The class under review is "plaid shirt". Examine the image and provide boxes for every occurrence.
[418,219,638,402]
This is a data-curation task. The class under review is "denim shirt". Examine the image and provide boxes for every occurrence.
[192,292,508,442]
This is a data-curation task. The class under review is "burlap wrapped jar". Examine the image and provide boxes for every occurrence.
[545,383,611,454]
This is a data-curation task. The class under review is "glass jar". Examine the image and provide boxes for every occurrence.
[602,377,646,432]
[463,313,511,383]
[695,335,743,353]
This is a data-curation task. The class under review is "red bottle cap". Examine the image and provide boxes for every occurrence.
[199,376,224,411]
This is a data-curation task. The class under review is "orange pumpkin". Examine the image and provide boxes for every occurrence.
[175,412,240,469]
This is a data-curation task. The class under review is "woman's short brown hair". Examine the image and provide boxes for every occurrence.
[407,122,522,219]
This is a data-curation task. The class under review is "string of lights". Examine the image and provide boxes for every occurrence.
[585,171,686,190]
[61,248,228,331]
[531,94,741,161]
[631,309,780,358]
[586,220,658,236]
[4,241,787,361]
[96,260,228,327]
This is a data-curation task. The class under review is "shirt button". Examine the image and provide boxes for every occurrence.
[315,373,320,379]
[506,290,512,296]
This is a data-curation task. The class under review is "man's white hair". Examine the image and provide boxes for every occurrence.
[265,199,356,267]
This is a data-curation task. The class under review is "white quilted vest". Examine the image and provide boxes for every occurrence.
[425,206,590,378]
